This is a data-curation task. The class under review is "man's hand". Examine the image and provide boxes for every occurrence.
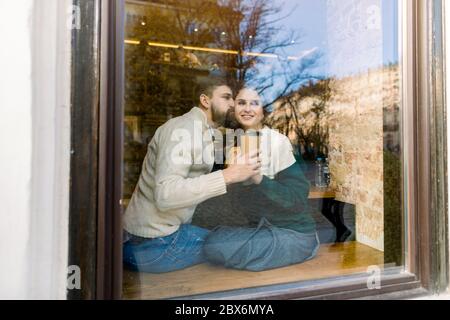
[222,150,261,185]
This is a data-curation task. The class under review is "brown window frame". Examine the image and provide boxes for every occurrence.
[68,0,449,300]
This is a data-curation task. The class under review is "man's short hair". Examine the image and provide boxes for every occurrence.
[195,77,230,100]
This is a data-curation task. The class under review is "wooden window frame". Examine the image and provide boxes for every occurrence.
[68,0,449,300]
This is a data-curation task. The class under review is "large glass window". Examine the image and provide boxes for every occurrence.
[121,0,402,299]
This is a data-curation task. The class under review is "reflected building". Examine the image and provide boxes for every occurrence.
[267,1,400,258]
[268,64,400,252]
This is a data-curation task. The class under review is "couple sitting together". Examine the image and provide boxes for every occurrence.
[123,79,320,274]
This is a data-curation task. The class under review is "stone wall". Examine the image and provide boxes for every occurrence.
[267,65,400,251]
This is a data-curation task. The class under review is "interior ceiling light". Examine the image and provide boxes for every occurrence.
[125,39,303,61]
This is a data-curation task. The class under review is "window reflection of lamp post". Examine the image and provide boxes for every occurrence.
[163,52,171,63]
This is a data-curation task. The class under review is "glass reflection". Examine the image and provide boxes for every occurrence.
[122,0,402,300]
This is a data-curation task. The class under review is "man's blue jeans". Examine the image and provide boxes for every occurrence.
[123,225,209,274]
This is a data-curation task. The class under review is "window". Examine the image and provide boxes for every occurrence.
[68,0,447,300]
[119,0,406,300]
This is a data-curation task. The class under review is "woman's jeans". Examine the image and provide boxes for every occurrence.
[123,224,209,274]
[203,218,320,272]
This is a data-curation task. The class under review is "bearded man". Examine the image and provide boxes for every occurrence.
[123,79,261,273]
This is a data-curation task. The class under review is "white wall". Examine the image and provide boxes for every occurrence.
[0,0,34,299]
[0,0,71,299]
[446,0,450,294]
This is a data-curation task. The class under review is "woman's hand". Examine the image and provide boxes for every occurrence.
[249,173,263,185]
[223,150,261,185]
[245,151,263,185]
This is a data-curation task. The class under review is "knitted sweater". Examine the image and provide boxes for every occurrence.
[123,107,227,238]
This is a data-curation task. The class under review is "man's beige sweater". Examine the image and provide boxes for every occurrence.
[123,107,227,238]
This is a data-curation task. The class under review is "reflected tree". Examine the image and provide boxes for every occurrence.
[125,0,323,113]
[266,79,333,161]
[123,0,328,197]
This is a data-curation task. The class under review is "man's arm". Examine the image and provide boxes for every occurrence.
[152,123,262,212]
[152,126,227,212]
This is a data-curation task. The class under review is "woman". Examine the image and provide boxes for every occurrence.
[203,88,320,272]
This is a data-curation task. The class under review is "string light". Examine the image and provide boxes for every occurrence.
[125,39,304,61]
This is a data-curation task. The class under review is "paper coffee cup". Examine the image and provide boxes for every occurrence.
[225,132,260,167]
[225,146,240,166]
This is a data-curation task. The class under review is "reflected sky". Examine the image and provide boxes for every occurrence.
[268,0,398,78]
[246,0,399,104]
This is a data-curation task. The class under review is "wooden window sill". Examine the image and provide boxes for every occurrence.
[123,241,384,300]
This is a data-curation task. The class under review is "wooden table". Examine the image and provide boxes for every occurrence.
[308,186,336,199]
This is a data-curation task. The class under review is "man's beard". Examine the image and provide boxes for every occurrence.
[212,105,238,129]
